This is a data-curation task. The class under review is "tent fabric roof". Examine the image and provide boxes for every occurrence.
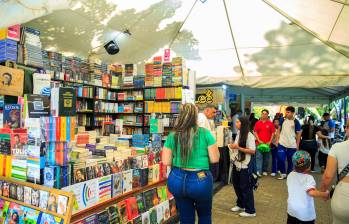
[1,0,349,103]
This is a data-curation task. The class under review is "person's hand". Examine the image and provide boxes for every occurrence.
[322,190,330,201]
[228,143,238,149]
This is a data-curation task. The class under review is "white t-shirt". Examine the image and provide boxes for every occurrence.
[329,140,349,176]
[279,119,300,148]
[198,113,213,132]
[231,114,238,134]
[229,132,256,169]
[287,172,316,221]
[317,139,330,154]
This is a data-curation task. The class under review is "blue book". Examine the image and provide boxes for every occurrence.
[66,117,70,142]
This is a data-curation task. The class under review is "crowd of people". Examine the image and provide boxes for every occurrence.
[161,104,349,224]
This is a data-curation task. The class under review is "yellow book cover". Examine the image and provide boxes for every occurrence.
[61,116,67,141]
[0,155,3,176]
[0,28,7,40]
[5,155,12,178]
[71,116,75,141]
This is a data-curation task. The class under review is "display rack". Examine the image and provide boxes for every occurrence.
[0,176,74,224]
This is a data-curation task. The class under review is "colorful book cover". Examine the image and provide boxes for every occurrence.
[97,210,109,223]
[107,205,120,224]
[23,187,32,204]
[122,170,133,194]
[132,169,141,189]
[156,205,164,224]
[169,198,177,217]
[98,175,112,202]
[149,208,157,224]
[152,164,160,183]
[140,168,149,187]
[125,197,139,221]
[0,132,11,155]
[157,186,168,203]
[162,200,170,221]
[43,166,54,187]
[33,74,51,96]
[15,185,23,202]
[141,211,149,224]
[2,182,10,198]
[86,166,96,180]
[11,158,27,181]
[83,214,98,224]
[3,104,21,129]
[74,168,86,184]
[132,215,142,224]
[47,193,58,213]
[102,163,111,176]
[135,193,145,214]
[0,181,3,196]
[112,173,122,197]
[31,189,39,207]
[57,195,68,215]
[5,202,22,224]
[143,189,154,211]
[37,213,63,224]
[21,206,40,224]
[9,184,17,200]
[0,200,10,223]
[117,201,128,224]
[39,190,49,210]
[25,94,50,118]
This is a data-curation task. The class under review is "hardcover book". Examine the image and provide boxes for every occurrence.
[125,197,139,221]
[51,87,76,116]
[3,104,21,129]
[117,200,128,224]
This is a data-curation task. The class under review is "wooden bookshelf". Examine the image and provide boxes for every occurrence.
[0,176,74,224]
[70,179,168,222]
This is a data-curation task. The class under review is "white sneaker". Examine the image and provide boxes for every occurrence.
[270,173,276,177]
[277,174,287,180]
[231,206,245,212]
[256,172,262,177]
[262,172,268,176]
[239,212,256,217]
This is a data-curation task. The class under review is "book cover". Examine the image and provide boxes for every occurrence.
[132,215,142,224]
[107,205,121,224]
[148,166,153,184]
[84,214,98,224]
[44,166,55,187]
[39,190,49,209]
[102,163,111,176]
[33,73,51,96]
[140,168,149,187]
[25,94,50,118]
[135,193,146,214]
[0,181,3,196]
[149,208,157,224]
[143,189,154,211]
[125,197,139,221]
[112,173,123,197]
[3,104,21,129]
[169,198,177,217]
[74,168,86,184]
[57,195,68,215]
[23,186,31,204]
[156,204,164,224]
[31,189,39,207]
[122,170,133,194]
[37,213,63,224]
[94,165,104,178]
[9,184,17,200]
[51,87,76,116]
[157,186,168,203]
[86,166,96,180]
[152,164,160,183]
[0,200,10,223]
[162,200,170,221]
[5,202,22,224]
[2,182,9,198]
[0,132,11,155]
[98,175,112,202]
[117,201,128,224]
[141,211,150,224]
[132,169,141,189]
[21,206,40,224]
[47,193,58,213]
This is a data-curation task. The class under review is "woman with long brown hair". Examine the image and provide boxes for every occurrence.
[162,103,219,224]
[228,116,256,217]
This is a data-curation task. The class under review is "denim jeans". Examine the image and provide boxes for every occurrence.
[232,165,256,214]
[277,144,296,174]
[256,149,270,173]
[167,167,213,224]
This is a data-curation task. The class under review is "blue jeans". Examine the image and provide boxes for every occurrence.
[256,149,270,173]
[232,165,255,214]
[277,144,296,174]
[167,167,213,224]
[271,144,281,174]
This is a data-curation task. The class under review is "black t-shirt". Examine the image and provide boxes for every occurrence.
[301,124,319,140]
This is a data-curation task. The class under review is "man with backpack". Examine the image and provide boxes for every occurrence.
[277,106,301,180]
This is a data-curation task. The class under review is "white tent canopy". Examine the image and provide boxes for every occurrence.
[1,0,349,103]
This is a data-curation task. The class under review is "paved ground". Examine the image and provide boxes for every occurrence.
[211,172,332,224]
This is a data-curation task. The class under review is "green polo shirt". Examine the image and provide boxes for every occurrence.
[164,127,216,170]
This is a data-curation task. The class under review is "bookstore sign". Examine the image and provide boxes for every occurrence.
[195,89,213,104]
[195,88,225,106]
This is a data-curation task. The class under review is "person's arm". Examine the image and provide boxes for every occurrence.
[316,131,330,139]
[237,133,256,155]
[237,146,255,155]
[253,131,263,144]
[208,144,220,163]
[307,189,329,200]
[295,121,301,150]
[320,155,338,191]
[161,147,173,166]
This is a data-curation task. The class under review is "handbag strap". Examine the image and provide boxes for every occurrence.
[337,163,349,184]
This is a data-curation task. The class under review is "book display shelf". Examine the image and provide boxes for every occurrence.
[0,25,197,223]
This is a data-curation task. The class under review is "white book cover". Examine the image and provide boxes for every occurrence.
[33,73,51,95]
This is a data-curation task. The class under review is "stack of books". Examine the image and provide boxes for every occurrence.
[172,57,185,86]
[0,39,17,62]
[20,27,43,68]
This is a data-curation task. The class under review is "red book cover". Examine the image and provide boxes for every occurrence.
[117,200,128,223]
[125,197,139,221]
[55,117,60,141]
[10,128,27,158]
[159,162,168,181]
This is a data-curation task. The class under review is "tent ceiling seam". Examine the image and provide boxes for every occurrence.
[330,0,349,6]
[327,4,345,41]
[222,0,245,78]
[262,0,349,59]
